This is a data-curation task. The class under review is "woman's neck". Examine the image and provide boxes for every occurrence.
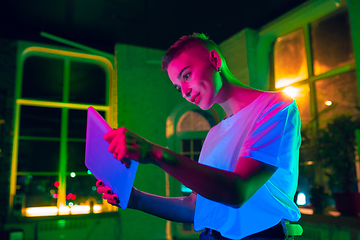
[216,71,263,118]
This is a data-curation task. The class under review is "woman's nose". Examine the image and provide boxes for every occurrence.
[182,88,192,98]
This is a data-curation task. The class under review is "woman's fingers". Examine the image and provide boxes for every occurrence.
[97,186,113,194]
[107,199,120,206]
[108,133,123,153]
[102,193,119,201]
[104,129,119,143]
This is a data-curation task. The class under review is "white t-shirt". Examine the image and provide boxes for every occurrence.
[194,91,301,240]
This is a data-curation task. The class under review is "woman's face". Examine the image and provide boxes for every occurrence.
[167,48,222,110]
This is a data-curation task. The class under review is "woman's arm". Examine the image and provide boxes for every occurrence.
[151,144,277,208]
[97,180,196,223]
[104,128,277,209]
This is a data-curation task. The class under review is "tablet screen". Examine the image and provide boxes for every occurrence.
[85,106,138,209]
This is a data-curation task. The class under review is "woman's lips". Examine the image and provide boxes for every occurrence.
[194,93,201,105]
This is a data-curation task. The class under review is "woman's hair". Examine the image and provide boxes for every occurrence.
[161,33,223,73]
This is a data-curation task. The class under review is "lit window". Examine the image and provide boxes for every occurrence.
[274,28,308,89]
[311,10,355,76]
[177,110,211,132]
[315,71,358,128]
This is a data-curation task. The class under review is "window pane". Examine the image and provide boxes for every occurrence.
[177,111,211,132]
[16,175,58,207]
[315,71,358,128]
[182,140,190,152]
[193,139,203,152]
[311,10,354,75]
[22,56,64,101]
[274,28,308,88]
[181,139,203,162]
[18,140,59,172]
[66,175,102,206]
[69,61,106,105]
[67,141,87,172]
[68,109,105,139]
[19,106,61,138]
[68,109,87,139]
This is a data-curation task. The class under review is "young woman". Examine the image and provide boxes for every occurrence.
[96,33,301,240]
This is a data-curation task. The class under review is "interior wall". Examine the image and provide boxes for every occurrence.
[219,28,259,88]
[0,38,17,236]
[115,43,185,240]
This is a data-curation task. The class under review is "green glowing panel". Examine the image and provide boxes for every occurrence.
[22,56,64,101]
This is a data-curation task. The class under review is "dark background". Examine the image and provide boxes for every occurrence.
[0,0,308,52]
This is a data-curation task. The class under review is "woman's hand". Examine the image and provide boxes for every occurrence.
[104,127,156,168]
[96,180,120,206]
[96,180,139,209]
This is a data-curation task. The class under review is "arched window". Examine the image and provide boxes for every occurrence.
[166,105,222,237]
[177,110,211,132]
[10,44,117,217]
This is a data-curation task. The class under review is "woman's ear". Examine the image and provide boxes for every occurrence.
[209,50,221,71]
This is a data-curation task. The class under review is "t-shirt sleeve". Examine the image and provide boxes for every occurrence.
[239,94,301,172]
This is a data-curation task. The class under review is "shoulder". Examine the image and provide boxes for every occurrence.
[264,91,294,106]
[258,91,297,122]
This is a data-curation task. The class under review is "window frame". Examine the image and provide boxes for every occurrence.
[9,41,117,217]
[165,103,223,238]
[268,5,357,203]
[268,7,356,132]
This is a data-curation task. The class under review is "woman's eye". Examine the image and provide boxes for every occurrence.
[175,85,181,92]
[184,73,191,81]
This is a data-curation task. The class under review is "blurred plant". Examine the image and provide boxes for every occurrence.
[317,114,360,193]
[309,184,330,214]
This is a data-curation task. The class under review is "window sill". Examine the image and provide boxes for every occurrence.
[6,211,119,224]
[298,206,360,229]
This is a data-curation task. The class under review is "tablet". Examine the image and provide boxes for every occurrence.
[85,106,138,209]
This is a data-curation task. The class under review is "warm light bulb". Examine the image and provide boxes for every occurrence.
[70,172,76,178]
[325,100,332,106]
[282,86,299,98]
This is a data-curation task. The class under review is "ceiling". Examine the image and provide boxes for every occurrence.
[1,0,308,54]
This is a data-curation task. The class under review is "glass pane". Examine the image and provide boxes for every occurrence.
[182,140,190,152]
[177,111,211,132]
[22,56,64,101]
[66,175,102,206]
[68,109,106,139]
[193,139,203,152]
[67,142,87,172]
[19,106,61,138]
[315,71,358,128]
[16,175,58,207]
[18,140,59,172]
[69,61,106,105]
[311,10,354,75]
[274,29,308,88]
[274,28,308,88]
[283,84,311,126]
[68,109,87,139]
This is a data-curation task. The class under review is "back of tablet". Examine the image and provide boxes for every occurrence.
[85,106,138,209]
